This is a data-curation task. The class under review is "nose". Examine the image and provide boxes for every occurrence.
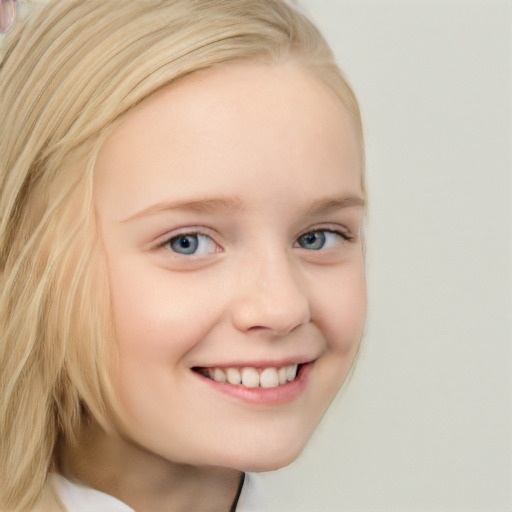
[230,251,311,336]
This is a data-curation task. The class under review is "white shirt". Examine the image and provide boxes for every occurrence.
[50,472,267,512]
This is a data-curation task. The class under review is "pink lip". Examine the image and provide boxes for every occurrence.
[193,361,313,406]
[191,357,314,370]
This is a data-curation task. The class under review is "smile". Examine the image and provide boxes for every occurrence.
[192,361,313,405]
[194,364,300,389]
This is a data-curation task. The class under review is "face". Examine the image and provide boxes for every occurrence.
[94,61,366,472]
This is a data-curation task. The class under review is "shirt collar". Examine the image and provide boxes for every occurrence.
[50,472,266,512]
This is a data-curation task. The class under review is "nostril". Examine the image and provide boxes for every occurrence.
[247,325,268,332]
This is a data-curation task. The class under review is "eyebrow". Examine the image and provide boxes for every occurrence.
[304,195,366,216]
[121,194,365,223]
[121,197,244,222]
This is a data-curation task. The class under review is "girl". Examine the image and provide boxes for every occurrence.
[0,1,366,511]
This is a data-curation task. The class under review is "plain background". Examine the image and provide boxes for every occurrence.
[260,1,512,511]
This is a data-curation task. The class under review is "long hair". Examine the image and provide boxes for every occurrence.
[0,1,364,510]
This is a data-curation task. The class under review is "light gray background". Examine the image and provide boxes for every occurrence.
[260,1,512,510]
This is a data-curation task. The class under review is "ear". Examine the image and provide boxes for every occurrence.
[0,0,17,33]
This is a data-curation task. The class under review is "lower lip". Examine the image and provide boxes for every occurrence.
[194,363,313,405]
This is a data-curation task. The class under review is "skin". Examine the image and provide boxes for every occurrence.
[61,61,366,512]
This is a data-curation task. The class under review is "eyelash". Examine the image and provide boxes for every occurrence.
[294,228,353,251]
[300,227,353,243]
[157,226,353,256]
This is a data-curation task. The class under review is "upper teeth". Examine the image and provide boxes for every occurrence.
[206,365,298,388]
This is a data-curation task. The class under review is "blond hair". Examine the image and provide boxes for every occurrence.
[0,1,363,510]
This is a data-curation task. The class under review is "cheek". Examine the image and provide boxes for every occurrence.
[313,261,367,354]
[106,257,219,365]
[309,262,366,409]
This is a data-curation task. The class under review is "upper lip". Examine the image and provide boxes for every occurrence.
[191,356,316,370]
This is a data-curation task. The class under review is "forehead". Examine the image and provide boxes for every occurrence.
[94,61,362,219]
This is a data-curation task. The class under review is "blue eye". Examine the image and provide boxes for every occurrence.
[167,233,217,255]
[297,231,326,250]
[296,230,346,250]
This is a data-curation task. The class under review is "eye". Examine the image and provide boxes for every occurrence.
[166,233,218,255]
[295,230,347,251]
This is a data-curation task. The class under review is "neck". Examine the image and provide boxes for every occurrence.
[56,421,244,512]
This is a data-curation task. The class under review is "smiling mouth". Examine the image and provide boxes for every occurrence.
[192,364,303,389]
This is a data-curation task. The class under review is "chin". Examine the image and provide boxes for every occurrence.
[240,453,301,473]
[219,436,309,473]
